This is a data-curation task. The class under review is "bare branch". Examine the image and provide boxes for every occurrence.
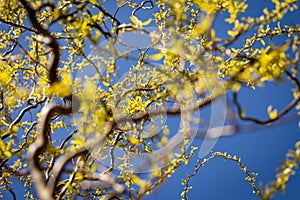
[101,132,123,175]
[132,0,154,16]
[0,18,38,34]
[233,71,300,124]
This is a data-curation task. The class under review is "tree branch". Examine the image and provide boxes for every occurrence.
[233,71,300,124]
[28,103,72,200]
[20,0,60,84]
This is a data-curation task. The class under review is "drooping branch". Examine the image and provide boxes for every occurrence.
[181,151,260,199]
[233,71,300,124]
[196,113,300,138]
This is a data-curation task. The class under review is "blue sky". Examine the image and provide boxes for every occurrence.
[152,82,300,200]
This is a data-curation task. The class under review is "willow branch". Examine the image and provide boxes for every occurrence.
[233,71,300,124]
[115,95,214,125]
[45,129,77,182]
[196,113,299,138]
[28,103,72,200]
[0,18,38,34]
[20,0,60,84]
[1,98,46,140]
[13,121,38,154]
[50,122,114,198]
[7,188,16,200]
[132,0,154,16]
[101,132,122,175]
[8,98,45,130]
[57,160,79,199]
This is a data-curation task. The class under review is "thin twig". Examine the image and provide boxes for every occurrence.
[233,71,300,124]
